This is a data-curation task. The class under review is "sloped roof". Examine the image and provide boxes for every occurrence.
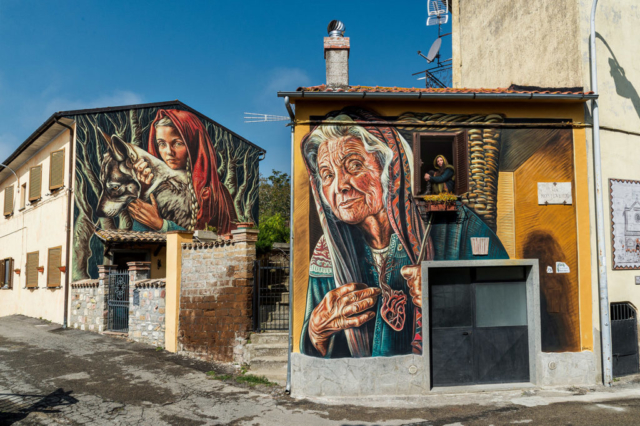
[95,229,166,244]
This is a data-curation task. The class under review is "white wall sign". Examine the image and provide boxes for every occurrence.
[556,262,570,273]
[635,276,640,285]
[538,182,573,205]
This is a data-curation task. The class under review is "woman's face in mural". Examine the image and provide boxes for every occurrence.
[156,126,189,170]
[317,136,385,225]
[437,156,444,168]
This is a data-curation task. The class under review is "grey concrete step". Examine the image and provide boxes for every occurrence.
[251,332,288,345]
[247,343,288,360]
[248,368,287,386]
[249,356,288,371]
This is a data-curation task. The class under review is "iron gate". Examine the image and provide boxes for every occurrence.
[107,270,130,332]
[611,302,639,377]
[253,259,290,331]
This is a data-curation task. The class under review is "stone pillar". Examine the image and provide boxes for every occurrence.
[97,264,117,332]
[165,231,194,353]
[127,261,151,282]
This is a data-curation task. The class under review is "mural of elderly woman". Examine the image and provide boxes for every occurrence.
[128,109,237,234]
[300,107,508,359]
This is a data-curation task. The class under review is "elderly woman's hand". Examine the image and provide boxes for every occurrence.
[400,265,422,308]
[308,283,380,356]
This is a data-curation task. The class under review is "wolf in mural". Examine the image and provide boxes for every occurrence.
[299,107,508,358]
[96,131,192,231]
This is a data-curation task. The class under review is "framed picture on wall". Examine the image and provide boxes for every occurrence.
[610,179,640,269]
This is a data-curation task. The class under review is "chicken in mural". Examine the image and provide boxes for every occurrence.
[299,107,508,358]
[71,106,260,280]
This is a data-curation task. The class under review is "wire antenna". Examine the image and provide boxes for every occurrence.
[244,112,289,123]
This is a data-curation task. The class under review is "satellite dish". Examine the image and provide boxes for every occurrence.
[426,37,442,63]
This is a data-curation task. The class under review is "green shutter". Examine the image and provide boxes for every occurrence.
[49,150,65,190]
[29,166,42,202]
[47,247,62,287]
[3,185,13,216]
[26,252,39,288]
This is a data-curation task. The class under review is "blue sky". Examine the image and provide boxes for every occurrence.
[0,0,450,175]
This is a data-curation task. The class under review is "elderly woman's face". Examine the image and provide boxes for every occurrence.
[317,136,385,225]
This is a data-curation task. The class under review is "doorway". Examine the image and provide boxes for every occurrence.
[429,266,530,386]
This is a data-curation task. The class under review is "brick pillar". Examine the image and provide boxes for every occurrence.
[231,228,259,363]
[97,264,117,333]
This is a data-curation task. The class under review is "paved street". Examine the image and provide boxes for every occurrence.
[3,315,640,425]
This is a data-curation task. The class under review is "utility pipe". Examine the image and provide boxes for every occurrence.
[590,0,612,386]
[277,91,597,102]
[54,118,75,329]
[285,96,295,394]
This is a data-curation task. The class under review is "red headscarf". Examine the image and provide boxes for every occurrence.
[148,109,237,234]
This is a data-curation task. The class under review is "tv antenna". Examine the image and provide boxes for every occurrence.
[244,112,289,123]
[413,1,453,88]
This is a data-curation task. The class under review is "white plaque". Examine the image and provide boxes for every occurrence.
[546,266,553,273]
[556,262,570,273]
[538,182,572,205]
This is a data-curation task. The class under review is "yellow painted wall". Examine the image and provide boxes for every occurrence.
[0,126,74,324]
[290,99,593,353]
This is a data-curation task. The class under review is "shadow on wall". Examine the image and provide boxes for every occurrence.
[522,230,579,352]
[596,33,640,122]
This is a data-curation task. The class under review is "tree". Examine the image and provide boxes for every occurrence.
[259,170,290,222]
[256,213,290,255]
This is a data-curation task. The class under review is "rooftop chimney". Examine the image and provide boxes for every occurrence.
[324,20,349,88]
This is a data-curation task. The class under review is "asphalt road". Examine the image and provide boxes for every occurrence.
[2,315,640,425]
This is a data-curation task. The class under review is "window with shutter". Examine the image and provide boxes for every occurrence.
[6,258,13,289]
[47,247,62,287]
[29,166,42,202]
[49,149,65,190]
[453,131,470,195]
[20,184,26,210]
[3,185,13,216]
[0,260,4,288]
[26,251,39,288]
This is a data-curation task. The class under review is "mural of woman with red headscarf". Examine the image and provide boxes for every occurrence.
[128,109,237,234]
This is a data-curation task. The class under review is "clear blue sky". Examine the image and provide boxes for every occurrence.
[0,0,450,175]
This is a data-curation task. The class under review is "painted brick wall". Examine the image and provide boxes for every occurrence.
[178,233,256,364]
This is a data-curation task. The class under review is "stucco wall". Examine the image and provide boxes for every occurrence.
[0,128,73,324]
[451,0,584,88]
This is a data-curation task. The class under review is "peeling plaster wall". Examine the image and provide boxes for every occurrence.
[452,0,584,88]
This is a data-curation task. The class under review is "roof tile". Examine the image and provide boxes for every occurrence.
[296,85,593,95]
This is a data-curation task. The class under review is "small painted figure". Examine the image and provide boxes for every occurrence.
[424,155,455,194]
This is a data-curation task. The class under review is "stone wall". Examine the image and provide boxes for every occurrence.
[129,279,166,348]
[69,265,115,332]
[177,229,258,364]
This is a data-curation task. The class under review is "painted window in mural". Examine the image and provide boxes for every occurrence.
[297,107,580,358]
[71,106,261,280]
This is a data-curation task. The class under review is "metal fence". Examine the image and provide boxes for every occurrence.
[611,302,639,377]
[107,270,130,332]
[253,259,290,331]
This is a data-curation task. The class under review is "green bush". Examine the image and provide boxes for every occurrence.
[256,213,289,255]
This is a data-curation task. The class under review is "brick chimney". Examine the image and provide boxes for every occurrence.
[324,20,349,88]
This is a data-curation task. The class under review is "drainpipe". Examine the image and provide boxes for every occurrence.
[284,96,295,394]
[54,118,75,329]
[590,0,612,386]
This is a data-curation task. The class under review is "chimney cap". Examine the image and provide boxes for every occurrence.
[327,20,345,37]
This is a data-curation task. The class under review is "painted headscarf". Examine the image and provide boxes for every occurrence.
[301,107,432,355]
[433,155,455,179]
[148,109,237,234]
